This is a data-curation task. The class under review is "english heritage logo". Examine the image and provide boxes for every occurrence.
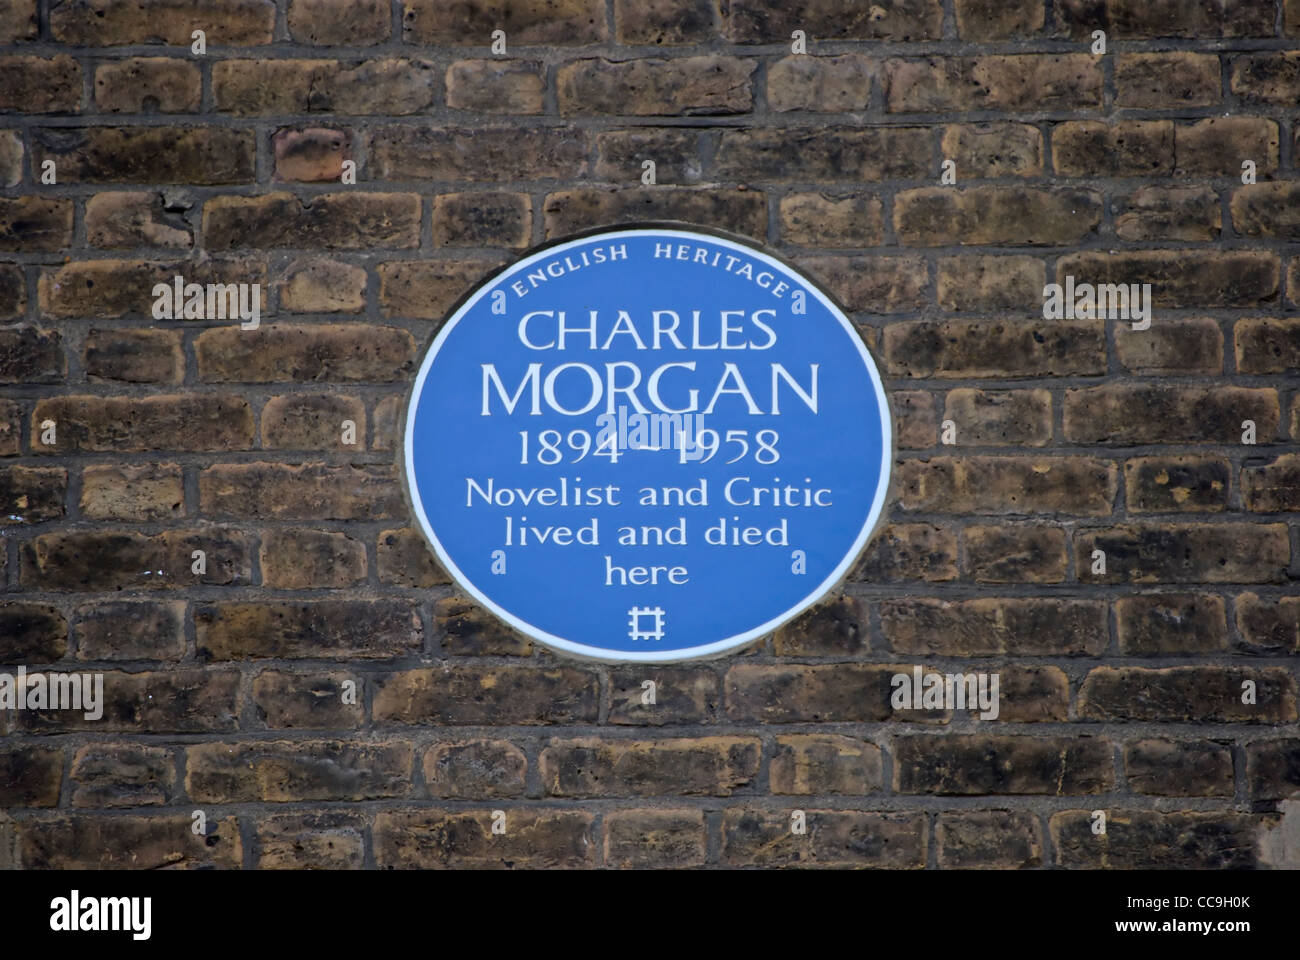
[403,227,892,662]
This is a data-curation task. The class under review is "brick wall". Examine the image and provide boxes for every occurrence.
[1,0,1298,869]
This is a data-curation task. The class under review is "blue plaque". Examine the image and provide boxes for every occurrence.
[404,227,892,662]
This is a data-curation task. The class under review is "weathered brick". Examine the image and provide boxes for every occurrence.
[936,255,1044,312]
[31,395,253,452]
[260,394,366,450]
[1080,666,1296,722]
[256,813,364,869]
[1115,52,1220,108]
[18,814,242,869]
[0,746,62,807]
[722,809,926,868]
[404,0,605,43]
[187,740,412,802]
[278,258,366,313]
[0,398,20,456]
[374,809,596,868]
[1056,0,1273,38]
[767,55,871,112]
[31,127,253,184]
[251,671,364,729]
[895,735,1113,795]
[614,0,713,44]
[1053,120,1173,177]
[894,456,1117,516]
[881,597,1107,656]
[38,258,264,318]
[0,0,36,41]
[541,737,758,797]
[13,669,241,733]
[714,127,931,182]
[79,462,183,521]
[0,198,73,251]
[272,127,350,183]
[943,389,1052,446]
[50,0,275,45]
[1177,118,1277,178]
[213,58,437,115]
[885,55,1102,113]
[1231,52,1300,105]
[1051,810,1262,869]
[886,319,1106,377]
[0,465,65,526]
[1056,250,1279,308]
[204,192,420,250]
[196,324,415,382]
[84,328,184,382]
[288,0,388,44]
[771,735,881,795]
[22,529,251,592]
[594,128,704,184]
[1235,318,1300,374]
[941,123,1042,178]
[436,596,531,656]
[772,594,869,656]
[0,603,68,663]
[200,462,403,520]
[71,744,174,808]
[1116,595,1228,655]
[779,192,883,247]
[722,0,941,41]
[850,522,958,583]
[1065,385,1278,444]
[446,59,544,114]
[608,667,717,725]
[259,529,366,588]
[0,56,80,112]
[1233,182,1300,240]
[604,809,706,868]
[0,132,20,186]
[796,256,927,313]
[936,811,1042,868]
[963,525,1068,583]
[544,187,765,240]
[434,192,532,248]
[373,667,599,725]
[424,740,527,799]
[724,664,908,723]
[1125,740,1233,797]
[1116,318,1223,376]
[1236,593,1300,656]
[377,258,503,320]
[1078,524,1289,584]
[85,192,192,248]
[0,325,63,382]
[368,126,588,181]
[559,56,753,116]
[94,58,201,113]
[1242,454,1300,512]
[195,600,421,660]
[1125,455,1231,513]
[377,528,451,587]
[1246,740,1300,801]
[892,391,938,449]
[73,600,186,660]
[896,186,1101,246]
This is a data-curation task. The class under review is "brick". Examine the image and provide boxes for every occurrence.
[0,325,63,382]
[83,328,184,382]
[0,198,73,251]
[0,0,35,41]
[373,667,599,725]
[403,0,605,43]
[256,813,364,869]
[1079,524,1289,585]
[1115,52,1220,107]
[288,0,389,44]
[892,391,938,449]
[424,740,527,798]
[199,462,403,520]
[540,737,758,797]
[13,669,241,733]
[796,256,927,313]
[725,664,912,723]
[38,258,264,318]
[997,666,1072,722]
[772,594,869,656]
[278,258,366,313]
[614,0,713,44]
[1051,810,1262,869]
[896,186,1101,246]
[963,525,1067,583]
[85,192,192,248]
[771,735,882,795]
[79,463,183,522]
[721,809,927,868]
[1125,740,1233,797]
[446,59,544,114]
[1235,318,1300,374]
[251,671,364,729]
[434,192,532,248]
[1052,120,1173,177]
[0,398,20,456]
[894,456,1117,516]
[941,123,1042,179]
[1125,455,1231,513]
[71,744,174,808]
[377,528,451,587]
[0,131,20,186]
[1246,740,1300,801]
[368,126,588,181]
[73,600,186,660]
[18,814,242,869]
[196,324,415,382]
[374,809,596,869]
[0,603,68,663]
[943,389,1052,446]
[766,55,871,112]
[1242,454,1300,512]
[722,0,941,41]
[31,127,253,184]
[377,258,503,319]
[881,597,1107,656]
[1177,118,1278,178]
[0,747,61,807]
[272,127,350,183]
[1116,318,1223,375]
[937,811,1042,869]
[0,465,65,526]
[559,56,753,115]
[0,56,80,112]
[213,59,437,115]
[259,529,366,589]
[50,0,275,45]
[1080,666,1296,723]
[31,395,253,452]
[187,740,412,802]
[1231,52,1300,105]
[1233,182,1300,240]
[1056,250,1279,308]
[94,58,201,113]
[544,187,766,241]
[594,128,704,184]
[607,667,717,725]
[22,529,250,592]
[196,600,420,660]
[955,0,1043,39]
[779,193,883,247]
[714,127,931,182]
[850,522,958,583]
[1055,0,1274,38]
[895,735,1113,795]
[1064,385,1278,444]
[260,394,366,450]
[936,255,1044,312]
[1116,595,1228,655]
[885,55,1102,113]
[436,596,531,656]
[1236,593,1300,656]
[604,809,706,868]
[204,192,420,250]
